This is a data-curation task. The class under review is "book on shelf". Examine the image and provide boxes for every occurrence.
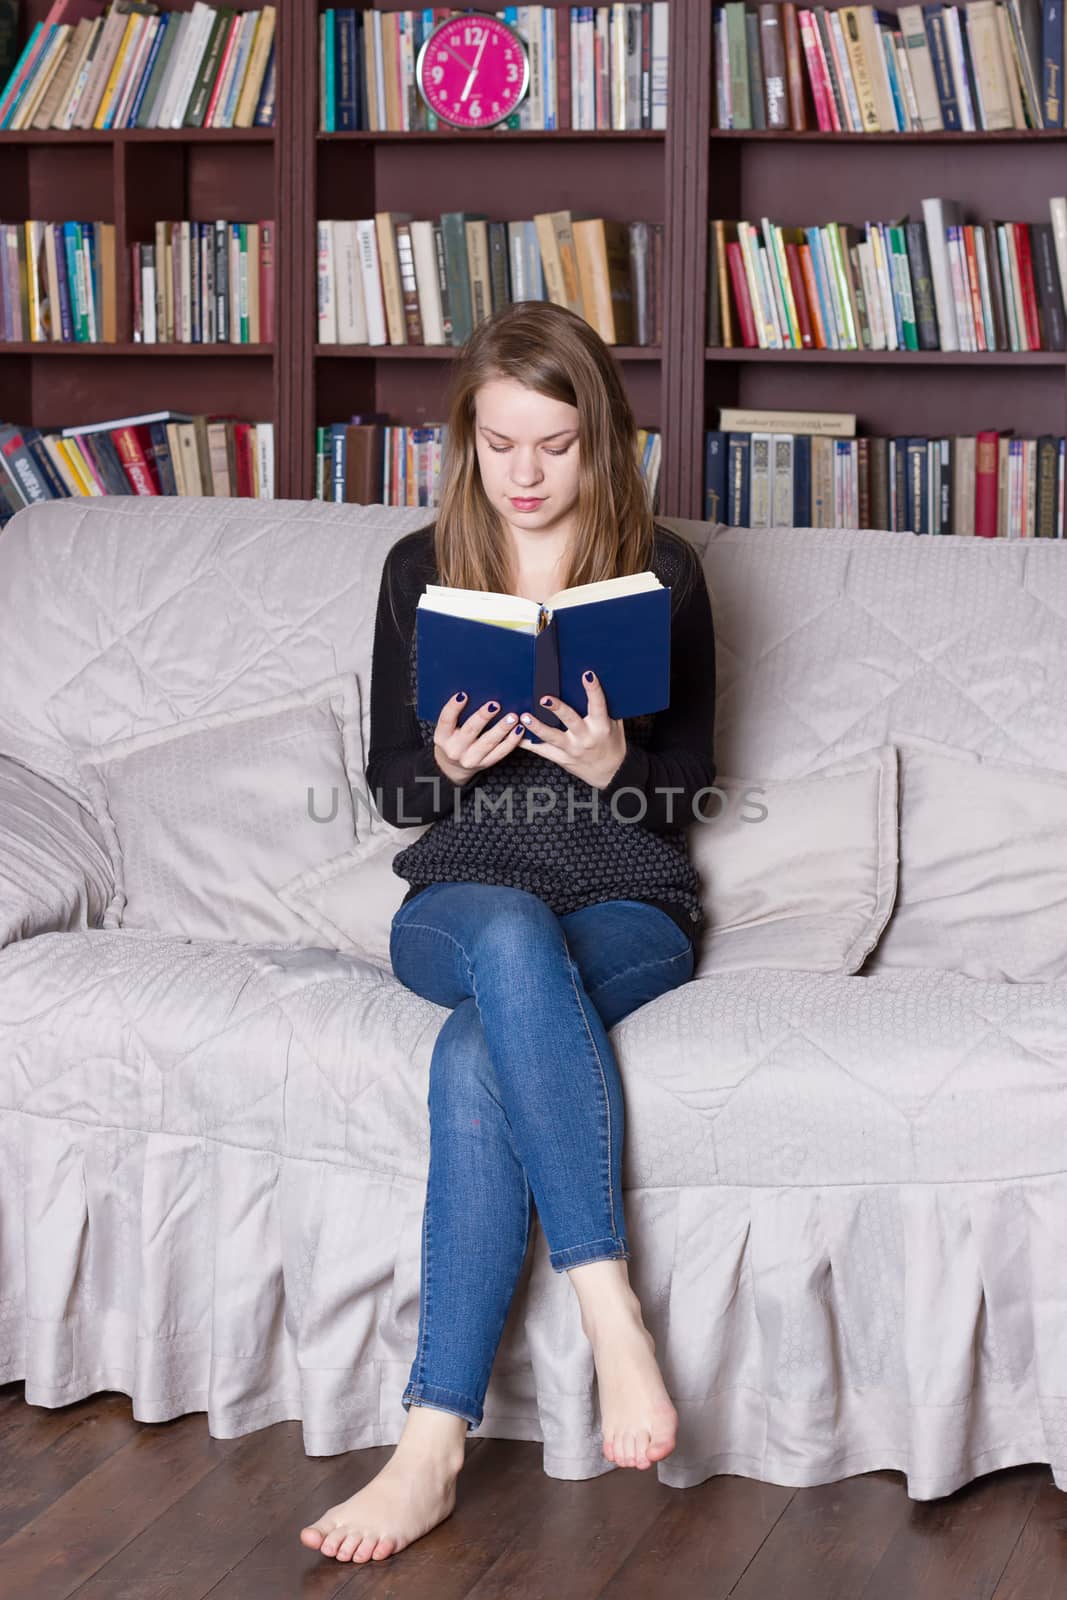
[314,421,662,509]
[130,219,275,344]
[414,570,671,734]
[704,422,1066,536]
[713,0,1051,131]
[708,199,1067,351]
[0,412,274,520]
[0,0,276,132]
[717,406,857,435]
[317,210,662,348]
[318,4,668,133]
[1,219,116,342]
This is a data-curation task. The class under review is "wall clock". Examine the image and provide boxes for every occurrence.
[415,12,530,130]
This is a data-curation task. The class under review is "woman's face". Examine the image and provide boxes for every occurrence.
[473,377,581,544]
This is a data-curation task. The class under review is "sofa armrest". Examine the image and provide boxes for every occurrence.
[0,755,114,950]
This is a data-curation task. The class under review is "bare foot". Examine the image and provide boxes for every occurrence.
[583,1300,679,1469]
[300,1422,466,1563]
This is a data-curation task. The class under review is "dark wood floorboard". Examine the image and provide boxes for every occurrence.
[1,1382,1063,1600]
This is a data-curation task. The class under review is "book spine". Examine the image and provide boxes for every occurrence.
[1043,0,1063,125]
[974,429,999,535]
[922,4,962,128]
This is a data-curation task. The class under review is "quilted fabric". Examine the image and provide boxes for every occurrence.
[77,673,365,946]
[1,498,1066,1501]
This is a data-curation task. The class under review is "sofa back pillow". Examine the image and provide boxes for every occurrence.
[688,744,899,976]
[860,736,1067,982]
[78,674,365,946]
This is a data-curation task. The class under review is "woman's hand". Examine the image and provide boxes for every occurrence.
[515,670,627,791]
[432,692,526,785]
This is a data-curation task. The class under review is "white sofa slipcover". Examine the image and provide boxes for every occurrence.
[1,496,1065,1502]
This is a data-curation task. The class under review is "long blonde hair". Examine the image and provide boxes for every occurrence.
[431,302,657,593]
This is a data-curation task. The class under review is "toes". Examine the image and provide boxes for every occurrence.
[353,1535,379,1563]
[335,1533,362,1562]
[602,1435,616,1463]
[299,1527,324,1550]
[372,1537,398,1559]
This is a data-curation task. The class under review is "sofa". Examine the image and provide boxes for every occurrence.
[1,495,1065,1504]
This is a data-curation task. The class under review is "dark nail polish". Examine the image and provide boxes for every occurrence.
[583,670,594,682]
[455,691,466,702]
[541,696,552,706]
[487,701,499,713]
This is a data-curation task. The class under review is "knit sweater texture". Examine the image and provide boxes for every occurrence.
[365,521,718,941]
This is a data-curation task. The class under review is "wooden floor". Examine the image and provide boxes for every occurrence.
[2,1381,1065,1600]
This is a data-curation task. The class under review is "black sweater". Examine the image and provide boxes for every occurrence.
[365,522,718,941]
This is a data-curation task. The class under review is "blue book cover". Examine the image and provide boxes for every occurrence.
[336,9,358,129]
[252,39,276,126]
[921,5,962,130]
[704,430,726,521]
[1043,0,1063,125]
[415,586,672,737]
[52,223,74,341]
[127,12,169,128]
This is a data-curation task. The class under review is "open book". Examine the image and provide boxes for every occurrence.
[415,571,671,740]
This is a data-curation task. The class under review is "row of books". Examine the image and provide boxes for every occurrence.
[318,211,662,348]
[709,202,1067,352]
[314,417,663,507]
[0,411,275,523]
[714,0,1051,133]
[131,220,275,345]
[320,4,668,131]
[0,0,275,133]
[703,408,1066,536]
[1,219,116,343]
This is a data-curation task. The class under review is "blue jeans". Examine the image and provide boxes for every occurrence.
[388,880,695,1432]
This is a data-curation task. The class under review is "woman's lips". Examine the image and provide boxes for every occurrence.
[510,497,544,508]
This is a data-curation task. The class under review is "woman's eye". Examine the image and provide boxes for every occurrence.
[487,443,571,454]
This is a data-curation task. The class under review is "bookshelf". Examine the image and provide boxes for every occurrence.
[5,0,1064,518]
[0,0,278,484]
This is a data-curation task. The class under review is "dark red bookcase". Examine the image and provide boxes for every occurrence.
[694,0,1067,516]
[4,0,1060,513]
[0,0,279,477]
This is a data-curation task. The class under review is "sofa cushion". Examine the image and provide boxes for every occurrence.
[279,746,898,977]
[77,674,365,946]
[861,735,1067,982]
[278,816,424,970]
[690,744,899,976]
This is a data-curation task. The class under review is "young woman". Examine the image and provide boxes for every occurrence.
[301,300,717,1566]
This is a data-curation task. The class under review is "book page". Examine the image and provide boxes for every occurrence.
[546,570,662,611]
[417,584,541,633]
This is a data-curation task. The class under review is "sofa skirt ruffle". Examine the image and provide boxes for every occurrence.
[1,1108,1064,1502]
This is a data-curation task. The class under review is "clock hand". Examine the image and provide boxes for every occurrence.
[440,40,474,71]
[460,26,490,100]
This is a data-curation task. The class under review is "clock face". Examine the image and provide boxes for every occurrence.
[416,14,530,130]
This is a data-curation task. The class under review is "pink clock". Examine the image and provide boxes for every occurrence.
[416,12,530,130]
